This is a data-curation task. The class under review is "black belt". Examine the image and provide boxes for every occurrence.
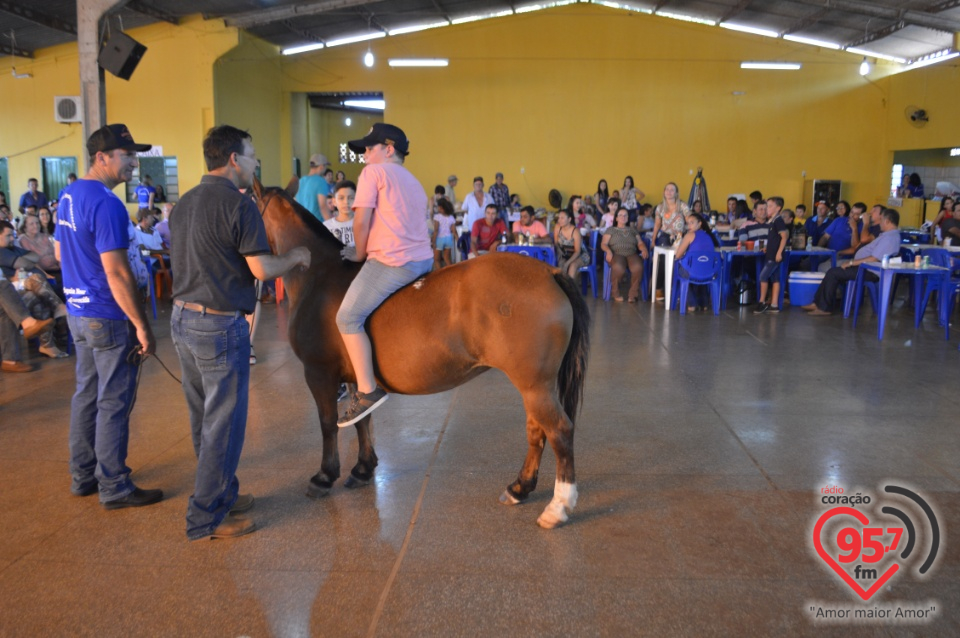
[174,299,243,317]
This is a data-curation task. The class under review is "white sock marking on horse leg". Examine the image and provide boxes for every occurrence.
[537,480,577,528]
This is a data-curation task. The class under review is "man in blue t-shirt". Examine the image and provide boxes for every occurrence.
[55,123,163,509]
[18,178,49,214]
[819,202,865,262]
[134,175,156,210]
[294,153,332,221]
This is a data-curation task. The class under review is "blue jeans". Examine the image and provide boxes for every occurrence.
[67,316,139,502]
[170,305,249,540]
[0,279,30,362]
[336,258,434,334]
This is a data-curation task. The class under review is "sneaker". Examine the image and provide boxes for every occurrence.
[768,306,781,314]
[338,387,389,427]
[249,345,257,366]
[752,303,770,314]
[102,487,164,510]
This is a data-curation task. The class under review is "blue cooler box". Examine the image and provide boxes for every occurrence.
[788,272,824,306]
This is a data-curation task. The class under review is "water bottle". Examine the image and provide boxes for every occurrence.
[14,268,28,291]
[806,237,812,250]
[882,255,889,268]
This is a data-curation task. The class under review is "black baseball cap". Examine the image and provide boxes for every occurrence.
[347,123,410,156]
[86,123,152,156]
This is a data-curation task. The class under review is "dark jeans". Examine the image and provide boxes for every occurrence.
[171,305,250,540]
[813,265,878,312]
[0,280,30,362]
[67,315,139,501]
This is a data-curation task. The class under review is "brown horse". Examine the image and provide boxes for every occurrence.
[253,181,590,528]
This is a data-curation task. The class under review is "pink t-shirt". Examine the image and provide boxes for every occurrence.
[512,219,549,238]
[353,162,433,267]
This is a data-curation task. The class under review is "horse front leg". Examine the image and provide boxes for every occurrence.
[515,389,577,529]
[305,370,341,499]
[344,411,378,488]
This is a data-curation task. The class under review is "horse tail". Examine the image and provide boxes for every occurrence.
[553,273,590,425]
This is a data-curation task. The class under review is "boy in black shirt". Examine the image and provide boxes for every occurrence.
[754,197,790,314]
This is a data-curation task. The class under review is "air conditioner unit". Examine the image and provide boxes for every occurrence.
[54,96,83,123]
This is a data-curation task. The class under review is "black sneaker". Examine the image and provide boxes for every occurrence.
[768,306,781,314]
[752,303,769,314]
[102,487,164,510]
[338,387,389,427]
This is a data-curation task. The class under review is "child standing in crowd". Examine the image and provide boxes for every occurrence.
[324,180,356,247]
[432,198,458,269]
[753,197,790,314]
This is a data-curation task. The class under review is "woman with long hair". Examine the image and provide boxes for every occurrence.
[601,207,649,303]
[650,182,690,301]
[594,179,610,214]
[619,176,644,222]
[674,212,720,312]
[568,194,596,231]
[554,209,590,279]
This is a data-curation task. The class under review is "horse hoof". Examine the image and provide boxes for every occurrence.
[499,490,521,506]
[344,474,371,489]
[536,500,569,529]
[306,476,333,499]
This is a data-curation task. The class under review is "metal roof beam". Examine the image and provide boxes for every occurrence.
[430,0,451,22]
[926,0,960,12]
[782,7,830,35]
[0,1,77,35]
[719,1,754,24]
[125,0,178,24]
[0,41,32,58]
[844,21,904,49]
[225,0,377,30]
[788,0,960,34]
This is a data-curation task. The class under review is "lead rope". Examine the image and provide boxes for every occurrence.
[125,348,182,420]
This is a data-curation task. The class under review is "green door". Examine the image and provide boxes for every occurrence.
[0,158,9,204]
[41,156,79,201]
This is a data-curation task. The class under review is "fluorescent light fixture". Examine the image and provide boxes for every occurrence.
[656,11,715,26]
[282,42,325,56]
[720,23,779,38]
[343,99,386,110]
[452,10,514,25]
[388,21,449,36]
[783,34,840,50]
[363,50,375,67]
[740,61,802,70]
[516,0,577,13]
[845,47,906,64]
[589,1,652,14]
[905,49,960,71]
[859,57,870,76]
[388,58,449,67]
[325,32,386,48]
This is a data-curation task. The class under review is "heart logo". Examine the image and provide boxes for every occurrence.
[813,507,900,601]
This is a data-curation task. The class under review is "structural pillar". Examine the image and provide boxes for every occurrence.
[77,0,131,169]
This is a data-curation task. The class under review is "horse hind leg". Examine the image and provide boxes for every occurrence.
[500,418,546,506]
[305,371,342,499]
[529,391,577,529]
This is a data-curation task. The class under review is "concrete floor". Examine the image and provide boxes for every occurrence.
[1,294,958,637]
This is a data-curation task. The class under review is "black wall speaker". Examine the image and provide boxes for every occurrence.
[98,32,147,81]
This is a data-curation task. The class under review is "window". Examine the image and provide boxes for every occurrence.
[890,164,903,197]
[126,157,179,205]
[339,143,365,165]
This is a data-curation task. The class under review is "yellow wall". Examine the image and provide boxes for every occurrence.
[213,32,287,186]
[279,4,959,211]
[0,16,236,213]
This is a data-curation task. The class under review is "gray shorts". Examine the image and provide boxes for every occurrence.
[336,258,434,334]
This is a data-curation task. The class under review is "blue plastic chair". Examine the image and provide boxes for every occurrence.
[578,231,599,298]
[671,251,723,315]
[890,246,917,303]
[602,236,650,301]
[918,248,950,319]
[845,278,878,319]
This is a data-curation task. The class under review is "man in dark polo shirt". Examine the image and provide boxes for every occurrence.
[170,125,310,541]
